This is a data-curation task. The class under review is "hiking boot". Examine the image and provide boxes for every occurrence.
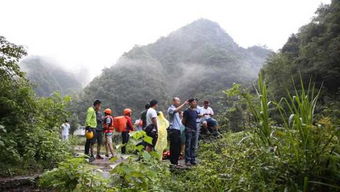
[96,155,104,159]
[89,155,95,162]
[185,162,192,166]
[175,164,185,169]
[191,162,197,166]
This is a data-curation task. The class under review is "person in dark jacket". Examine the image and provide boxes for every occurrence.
[95,109,104,159]
[182,98,198,166]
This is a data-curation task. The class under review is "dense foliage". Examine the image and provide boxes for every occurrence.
[72,19,272,120]
[0,36,72,176]
[20,56,82,97]
[38,75,340,191]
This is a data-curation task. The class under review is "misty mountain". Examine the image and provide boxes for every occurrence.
[20,56,82,96]
[73,19,272,118]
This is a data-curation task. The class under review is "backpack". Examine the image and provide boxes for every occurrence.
[113,116,127,132]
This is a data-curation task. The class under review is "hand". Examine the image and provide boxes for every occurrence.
[184,100,189,105]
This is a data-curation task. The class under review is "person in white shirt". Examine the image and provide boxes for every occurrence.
[200,101,218,133]
[145,99,158,151]
[61,120,70,140]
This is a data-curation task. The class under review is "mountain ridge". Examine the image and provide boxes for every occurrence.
[73,19,273,119]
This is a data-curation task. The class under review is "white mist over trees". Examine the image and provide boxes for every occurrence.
[20,56,83,96]
[72,19,272,119]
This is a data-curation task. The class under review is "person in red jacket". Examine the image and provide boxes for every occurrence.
[103,108,115,158]
[122,108,134,154]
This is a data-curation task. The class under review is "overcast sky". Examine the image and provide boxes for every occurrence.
[0,0,330,81]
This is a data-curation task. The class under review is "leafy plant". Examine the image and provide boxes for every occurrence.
[39,157,110,192]
[0,36,72,176]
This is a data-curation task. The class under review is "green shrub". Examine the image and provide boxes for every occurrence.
[0,36,72,176]
[39,157,110,192]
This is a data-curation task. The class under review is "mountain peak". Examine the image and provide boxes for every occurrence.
[184,18,223,31]
[166,18,236,48]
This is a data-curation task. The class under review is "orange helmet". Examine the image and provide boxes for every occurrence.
[104,108,112,115]
[123,108,132,115]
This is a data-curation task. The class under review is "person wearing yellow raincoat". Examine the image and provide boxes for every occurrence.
[155,111,169,160]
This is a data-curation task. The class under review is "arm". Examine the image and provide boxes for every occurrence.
[209,108,214,117]
[85,108,93,128]
[197,108,204,117]
[152,117,157,129]
[103,117,109,130]
[174,101,188,112]
[127,117,134,131]
[182,111,187,126]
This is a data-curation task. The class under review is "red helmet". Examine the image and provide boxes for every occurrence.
[104,108,112,115]
[123,108,132,115]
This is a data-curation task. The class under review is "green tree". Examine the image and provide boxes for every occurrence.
[0,36,71,176]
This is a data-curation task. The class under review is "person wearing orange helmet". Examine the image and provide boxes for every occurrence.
[122,108,134,154]
[103,108,115,158]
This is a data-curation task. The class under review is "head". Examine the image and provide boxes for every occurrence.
[188,98,198,108]
[104,108,112,115]
[172,97,181,107]
[204,100,210,108]
[145,104,150,110]
[123,108,132,116]
[65,120,69,123]
[93,99,101,111]
[150,99,158,109]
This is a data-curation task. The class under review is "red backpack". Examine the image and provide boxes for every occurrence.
[113,116,127,132]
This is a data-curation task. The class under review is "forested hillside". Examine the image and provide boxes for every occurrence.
[20,56,82,96]
[262,1,340,101]
[73,19,272,118]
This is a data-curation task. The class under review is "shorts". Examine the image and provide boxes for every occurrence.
[95,130,103,145]
[105,133,113,145]
[62,134,69,140]
[203,118,217,127]
[180,132,186,144]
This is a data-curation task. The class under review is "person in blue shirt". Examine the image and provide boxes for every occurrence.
[167,97,188,166]
[182,98,198,166]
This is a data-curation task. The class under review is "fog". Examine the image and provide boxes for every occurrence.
[0,0,330,84]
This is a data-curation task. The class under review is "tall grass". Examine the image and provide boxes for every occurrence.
[277,77,321,168]
[253,73,338,190]
[244,72,272,146]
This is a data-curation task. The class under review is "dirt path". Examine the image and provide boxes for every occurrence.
[73,145,131,178]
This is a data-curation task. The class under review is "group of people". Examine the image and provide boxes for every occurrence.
[82,98,218,166]
[84,99,134,160]
[167,97,217,167]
